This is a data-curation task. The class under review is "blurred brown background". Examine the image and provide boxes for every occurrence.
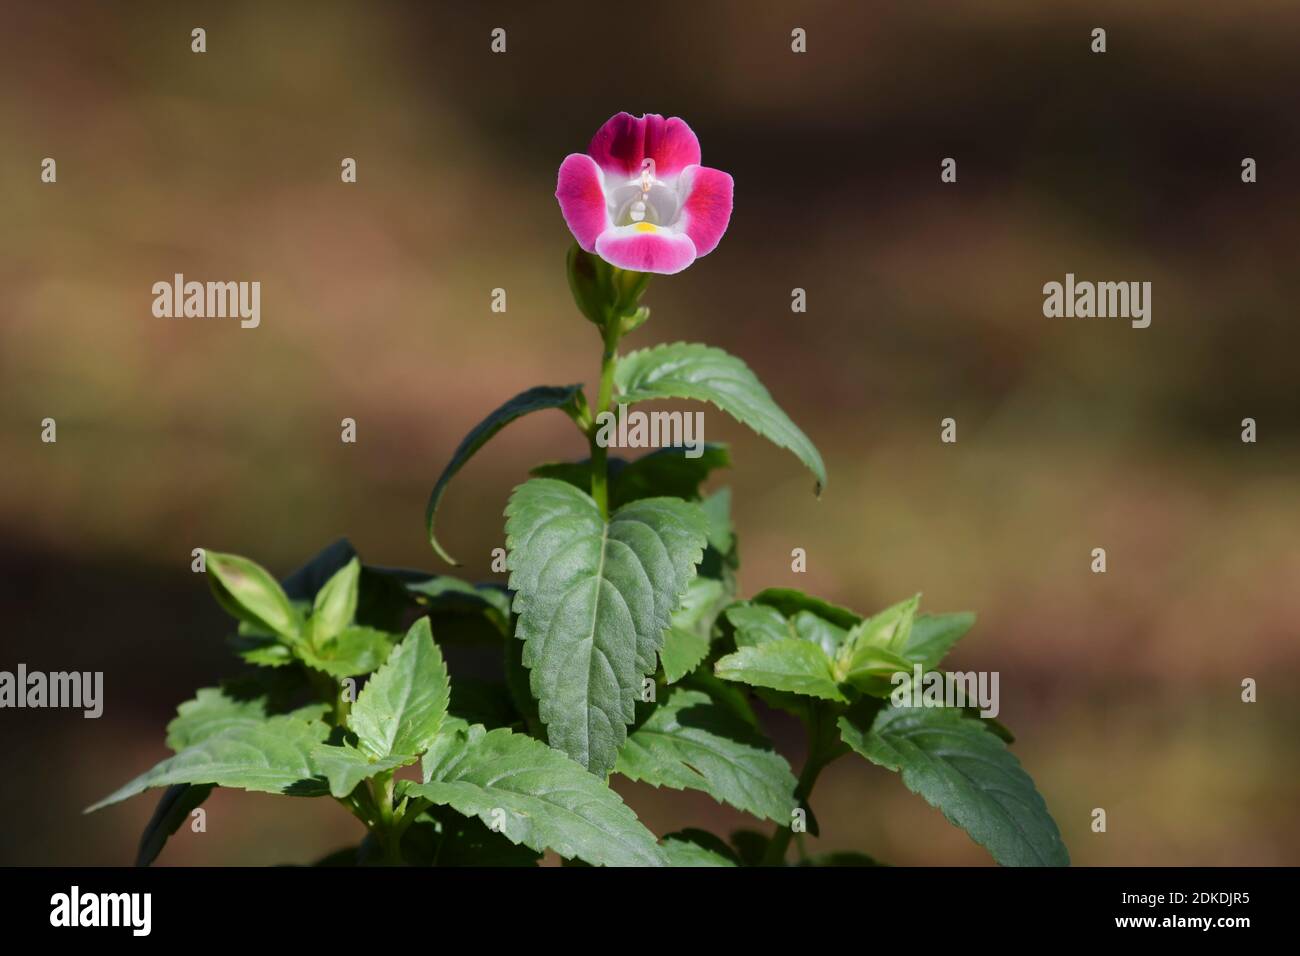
[2,0,1298,866]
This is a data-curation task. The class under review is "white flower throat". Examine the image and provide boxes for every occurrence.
[612,159,678,227]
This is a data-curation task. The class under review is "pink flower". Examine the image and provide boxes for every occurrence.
[556,113,735,275]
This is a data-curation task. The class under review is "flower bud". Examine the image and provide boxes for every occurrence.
[566,243,650,330]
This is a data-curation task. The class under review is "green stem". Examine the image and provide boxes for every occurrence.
[762,707,840,866]
[370,770,402,865]
[589,323,621,517]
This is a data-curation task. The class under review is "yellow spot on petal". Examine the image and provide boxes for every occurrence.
[634,222,657,233]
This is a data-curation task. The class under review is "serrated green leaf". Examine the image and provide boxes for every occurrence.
[231,636,295,667]
[166,688,328,753]
[86,714,330,812]
[166,687,271,750]
[838,705,1069,867]
[425,384,584,564]
[299,625,395,678]
[134,784,212,867]
[310,742,415,799]
[793,611,850,657]
[661,627,709,685]
[661,577,728,683]
[714,639,847,702]
[725,602,793,647]
[205,551,301,641]
[661,829,740,867]
[506,478,707,775]
[614,343,826,493]
[904,612,976,670]
[616,689,797,823]
[309,557,360,644]
[404,723,664,867]
[348,618,450,759]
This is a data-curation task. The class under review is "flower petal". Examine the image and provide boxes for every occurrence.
[595,225,697,275]
[588,113,702,179]
[556,153,610,252]
[676,165,733,258]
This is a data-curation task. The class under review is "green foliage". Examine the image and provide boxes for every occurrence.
[87,712,332,811]
[134,784,212,867]
[206,551,302,641]
[660,829,741,866]
[90,230,1067,869]
[347,619,449,759]
[616,688,797,822]
[839,703,1069,866]
[505,478,708,775]
[425,384,585,564]
[403,721,664,866]
[614,342,827,493]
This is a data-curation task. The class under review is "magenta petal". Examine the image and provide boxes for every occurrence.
[677,165,733,258]
[555,153,610,252]
[595,226,697,275]
[588,112,702,179]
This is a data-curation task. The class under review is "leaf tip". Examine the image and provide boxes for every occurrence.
[428,533,460,568]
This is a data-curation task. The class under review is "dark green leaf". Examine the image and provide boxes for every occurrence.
[838,705,1069,867]
[607,444,731,507]
[282,538,357,601]
[425,384,584,564]
[751,588,861,630]
[134,784,212,867]
[405,576,512,643]
[408,807,542,866]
